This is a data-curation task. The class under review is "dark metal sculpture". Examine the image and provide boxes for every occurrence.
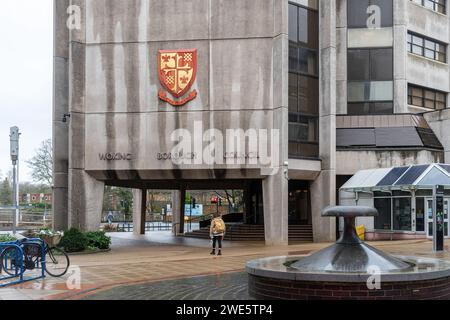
[291,206,412,273]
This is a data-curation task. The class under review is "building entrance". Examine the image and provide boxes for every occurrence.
[288,180,312,226]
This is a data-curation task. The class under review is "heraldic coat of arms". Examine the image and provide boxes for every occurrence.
[158,49,198,106]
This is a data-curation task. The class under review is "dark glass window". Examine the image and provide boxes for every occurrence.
[374,198,392,230]
[416,197,425,232]
[348,48,393,81]
[289,4,298,42]
[393,198,412,231]
[347,102,393,115]
[348,0,393,28]
[411,0,447,14]
[407,32,447,63]
[408,84,447,110]
[289,2,319,159]
[370,49,393,80]
[347,48,393,114]
[348,50,370,81]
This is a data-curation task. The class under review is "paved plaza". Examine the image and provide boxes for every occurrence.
[1,233,450,300]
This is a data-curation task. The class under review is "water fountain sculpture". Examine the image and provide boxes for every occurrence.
[246,206,450,300]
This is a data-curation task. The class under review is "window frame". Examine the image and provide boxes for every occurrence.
[407,31,448,63]
[410,0,447,15]
[288,1,320,160]
[408,83,447,110]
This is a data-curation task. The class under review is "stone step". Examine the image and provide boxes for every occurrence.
[183,224,313,242]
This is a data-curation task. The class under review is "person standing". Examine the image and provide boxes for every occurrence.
[210,213,226,256]
[107,211,114,224]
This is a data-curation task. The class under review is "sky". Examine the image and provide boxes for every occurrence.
[0,0,53,183]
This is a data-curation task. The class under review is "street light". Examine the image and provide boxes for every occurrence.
[10,127,20,234]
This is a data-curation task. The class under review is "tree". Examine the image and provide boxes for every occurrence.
[26,139,53,186]
[0,178,12,206]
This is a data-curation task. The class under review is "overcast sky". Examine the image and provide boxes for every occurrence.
[0,0,53,182]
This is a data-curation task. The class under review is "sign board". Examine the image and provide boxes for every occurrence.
[434,185,445,252]
[185,204,203,216]
[10,126,19,163]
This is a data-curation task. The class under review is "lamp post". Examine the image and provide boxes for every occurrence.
[10,127,20,234]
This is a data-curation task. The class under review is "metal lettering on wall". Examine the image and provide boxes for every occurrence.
[156,152,260,161]
[158,49,198,106]
[99,153,133,161]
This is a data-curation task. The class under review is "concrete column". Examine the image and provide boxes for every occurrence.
[179,186,186,234]
[132,189,147,235]
[52,0,70,231]
[171,190,181,235]
[311,0,337,243]
[336,0,347,115]
[263,171,289,246]
[68,170,105,231]
[393,0,408,113]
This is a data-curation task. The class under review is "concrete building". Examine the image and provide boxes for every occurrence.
[53,0,450,244]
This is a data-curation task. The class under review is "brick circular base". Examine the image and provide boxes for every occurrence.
[248,274,450,300]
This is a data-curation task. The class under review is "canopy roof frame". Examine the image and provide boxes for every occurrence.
[340,164,450,193]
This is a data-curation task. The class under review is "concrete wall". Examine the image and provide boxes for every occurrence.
[336,149,443,175]
[425,109,450,163]
[56,0,291,242]
[53,0,70,231]
[405,0,450,113]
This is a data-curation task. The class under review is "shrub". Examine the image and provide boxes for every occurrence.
[103,223,118,232]
[0,234,16,243]
[85,231,111,250]
[59,228,89,253]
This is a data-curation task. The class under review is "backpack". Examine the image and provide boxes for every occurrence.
[213,218,226,233]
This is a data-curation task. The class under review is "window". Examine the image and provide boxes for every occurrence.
[348,48,393,81]
[348,0,393,28]
[393,198,412,231]
[347,48,393,114]
[416,197,426,232]
[374,196,414,232]
[407,32,447,63]
[408,84,447,109]
[374,198,392,230]
[289,2,319,159]
[410,0,446,14]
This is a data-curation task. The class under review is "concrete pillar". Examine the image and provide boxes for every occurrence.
[260,0,289,246]
[179,186,186,234]
[68,170,105,231]
[171,190,181,235]
[263,171,289,246]
[393,0,409,113]
[52,0,70,231]
[393,0,408,114]
[132,189,147,235]
[311,0,337,243]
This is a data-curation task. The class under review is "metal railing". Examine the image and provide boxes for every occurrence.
[0,208,52,230]
[117,222,172,232]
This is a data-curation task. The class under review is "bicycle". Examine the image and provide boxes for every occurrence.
[1,237,70,278]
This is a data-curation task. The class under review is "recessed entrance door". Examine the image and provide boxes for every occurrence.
[426,198,450,238]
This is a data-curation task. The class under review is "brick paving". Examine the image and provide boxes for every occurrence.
[0,232,449,300]
[84,272,252,300]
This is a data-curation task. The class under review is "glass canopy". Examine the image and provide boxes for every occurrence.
[341,164,450,192]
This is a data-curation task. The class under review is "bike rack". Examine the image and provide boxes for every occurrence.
[0,238,46,287]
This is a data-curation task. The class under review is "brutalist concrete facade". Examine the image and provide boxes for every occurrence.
[54,0,334,245]
[53,0,450,244]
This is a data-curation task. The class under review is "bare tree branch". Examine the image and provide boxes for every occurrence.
[25,139,53,186]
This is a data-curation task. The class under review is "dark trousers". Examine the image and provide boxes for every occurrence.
[212,236,222,250]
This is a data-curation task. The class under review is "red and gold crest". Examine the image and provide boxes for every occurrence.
[158,49,198,106]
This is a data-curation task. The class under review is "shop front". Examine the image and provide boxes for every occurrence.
[340,164,450,240]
